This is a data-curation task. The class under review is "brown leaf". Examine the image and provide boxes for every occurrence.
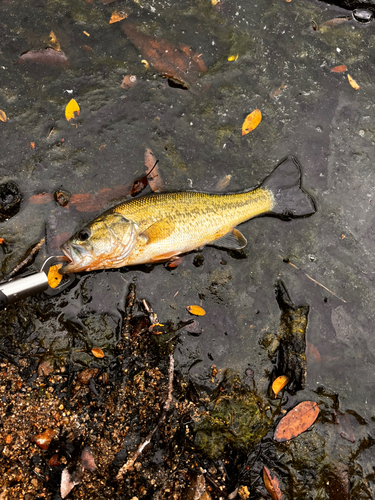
[81,447,97,471]
[320,16,350,29]
[241,109,262,136]
[272,375,289,397]
[263,466,282,500]
[269,83,286,99]
[32,428,56,450]
[306,341,321,363]
[122,22,207,89]
[334,410,355,443]
[77,368,98,385]
[186,305,206,316]
[16,48,69,66]
[215,174,231,191]
[165,256,184,269]
[37,360,54,377]
[121,74,137,89]
[330,65,347,73]
[91,348,105,358]
[29,193,54,204]
[274,401,320,442]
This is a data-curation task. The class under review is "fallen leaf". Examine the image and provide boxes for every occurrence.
[121,74,137,89]
[0,110,7,122]
[227,54,238,61]
[122,22,207,89]
[348,74,360,90]
[65,98,80,121]
[334,410,355,443]
[263,466,282,500]
[30,142,35,149]
[47,264,63,288]
[320,16,350,30]
[49,30,61,51]
[165,256,184,269]
[61,468,80,498]
[272,375,289,397]
[269,84,286,99]
[32,428,56,450]
[38,360,54,377]
[330,64,347,73]
[0,238,5,244]
[49,454,60,467]
[91,348,105,358]
[81,447,97,471]
[215,174,231,191]
[242,109,262,136]
[109,9,130,24]
[81,45,93,52]
[29,193,54,204]
[306,341,321,363]
[186,305,206,316]
[274,401,319,442]
[16,48,68,66]
[77,368,98,385]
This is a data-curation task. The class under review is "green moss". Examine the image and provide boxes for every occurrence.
[194,369,271,458]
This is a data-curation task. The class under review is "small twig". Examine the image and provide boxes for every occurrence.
[5,237,45,279]
[116,353,175,479]
[279,255,346,303]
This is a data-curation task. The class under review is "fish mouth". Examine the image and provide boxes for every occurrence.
[60,242,91,274]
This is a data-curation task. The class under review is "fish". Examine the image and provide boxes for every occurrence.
[60,156,316,274]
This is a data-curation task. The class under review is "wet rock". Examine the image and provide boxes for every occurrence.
[32,428,56,450]
[0,181,22,222]
[194,369,271,458]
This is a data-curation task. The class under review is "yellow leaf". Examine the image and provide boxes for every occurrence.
[109,10,130,24]
[272,375,289,397]
[242,109,262,136]
[228,54,238,61]
[65,99,80,122]
[186,305,206,316]
[49,30,61,52]
[347,74,360,90]
[47,264,63,289]
[141,59,149,69]
[91,348,105,358]
[0,110,7,122]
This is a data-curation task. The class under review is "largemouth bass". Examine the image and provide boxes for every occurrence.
[61,156,316,273]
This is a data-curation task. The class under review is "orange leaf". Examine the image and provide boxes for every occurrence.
[330,65,347,73]
[263,466,282,500]
[0,110,7,122]
[241,109,262,136]
[347,74,360,90]
[274,401,319,442]
[109,10,130,24]
[91,348,105,358]
[65,98,80,121]
[30,142,35,149]
[272,375,289,397]
[47,264,63,288]
[186,305,206,316]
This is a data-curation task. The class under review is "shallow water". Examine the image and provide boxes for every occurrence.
[1,0,374,497]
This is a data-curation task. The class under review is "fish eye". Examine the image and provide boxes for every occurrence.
[77,228,91,241]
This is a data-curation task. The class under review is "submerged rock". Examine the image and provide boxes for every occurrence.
[0,181,22,222]
[194,369,271,459]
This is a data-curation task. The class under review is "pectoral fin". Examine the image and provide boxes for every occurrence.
[141,218,175,243]
[210,228,247,250]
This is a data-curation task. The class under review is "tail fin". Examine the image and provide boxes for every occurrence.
[262,156,316,220]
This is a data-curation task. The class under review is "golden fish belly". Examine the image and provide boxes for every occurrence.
[113,187,273,266]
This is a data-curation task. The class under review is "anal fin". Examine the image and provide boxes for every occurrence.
[210,228,247,250]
